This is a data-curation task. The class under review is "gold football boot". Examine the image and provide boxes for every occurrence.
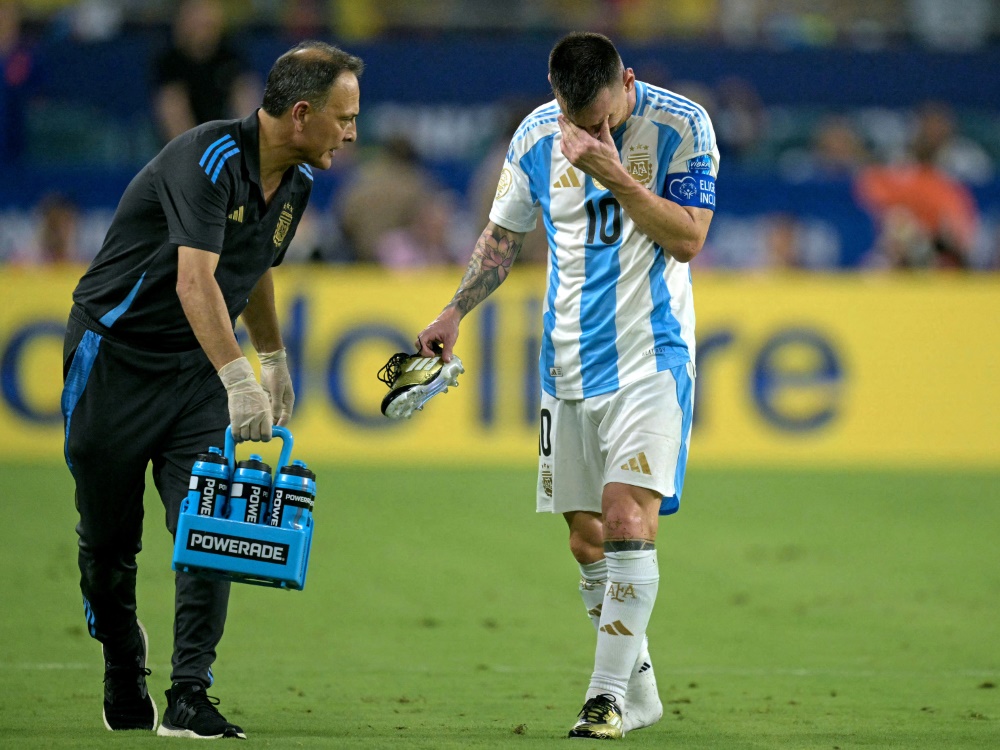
[568,694,624,740]
[377,352,464,419]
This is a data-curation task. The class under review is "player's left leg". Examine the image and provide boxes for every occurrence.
[593,484,663,731]
[151,355,244,740]
[573,364,694,738]
[565,511,660,733]
[566,483,660,740]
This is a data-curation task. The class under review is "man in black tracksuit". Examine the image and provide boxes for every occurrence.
[62,41,362,739]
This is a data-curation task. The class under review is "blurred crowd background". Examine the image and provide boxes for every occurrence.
[2,0,999,271]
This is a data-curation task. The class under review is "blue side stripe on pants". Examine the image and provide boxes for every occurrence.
[61,329,103,473]
[82,595,97,638]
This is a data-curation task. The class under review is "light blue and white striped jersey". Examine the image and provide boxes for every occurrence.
[489,81,719,400]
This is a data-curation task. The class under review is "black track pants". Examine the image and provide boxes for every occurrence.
[63,311,232,687]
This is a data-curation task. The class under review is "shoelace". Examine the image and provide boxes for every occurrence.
[579,695,618,724]
[377,352,411,387]
[181,688,224,716]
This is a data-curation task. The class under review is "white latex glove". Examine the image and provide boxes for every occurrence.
[258,348,295,426]
[218,356,273,442]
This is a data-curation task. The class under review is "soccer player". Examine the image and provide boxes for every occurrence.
[414,32,717,739]
[61,42,362,739]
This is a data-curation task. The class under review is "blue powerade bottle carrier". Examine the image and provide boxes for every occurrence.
[171,426,315,590]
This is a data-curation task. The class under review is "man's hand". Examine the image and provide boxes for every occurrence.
[415,306,461,362]
[558,115,624,187]
[258,348,294,426]
[218,356,273,442]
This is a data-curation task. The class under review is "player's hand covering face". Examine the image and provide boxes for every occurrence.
[555,71,634,186]
[558,114,622,186]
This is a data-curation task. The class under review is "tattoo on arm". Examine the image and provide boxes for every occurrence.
[448,224,524,316]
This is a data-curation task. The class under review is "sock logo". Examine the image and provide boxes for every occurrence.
[587,603,603,618]
[600,620,634,636]
[606,583,637,602]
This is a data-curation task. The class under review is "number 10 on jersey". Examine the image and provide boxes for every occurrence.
[585,196,622,245]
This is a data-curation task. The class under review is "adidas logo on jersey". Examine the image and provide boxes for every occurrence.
[228,206,244,223]
[620,452,652,475]
[552,168,582,189]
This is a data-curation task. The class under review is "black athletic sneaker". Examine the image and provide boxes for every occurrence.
[157,682,246,739]
[568,694,624,740]
[102,621,157,731]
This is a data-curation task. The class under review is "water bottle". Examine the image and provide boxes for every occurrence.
[228,455,272,524]
[268,460,316,530]
[186,447,230,518]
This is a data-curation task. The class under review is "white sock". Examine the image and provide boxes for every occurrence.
[578,559,607,631]
[586,549,659,704]
[579,559,650,677]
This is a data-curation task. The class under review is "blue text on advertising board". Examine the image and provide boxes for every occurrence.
[1,295,843,433]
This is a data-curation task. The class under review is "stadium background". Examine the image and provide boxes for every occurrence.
[1,1,998,747]
[1,0,998,465]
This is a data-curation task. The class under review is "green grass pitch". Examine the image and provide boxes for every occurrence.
[0,463,997,748]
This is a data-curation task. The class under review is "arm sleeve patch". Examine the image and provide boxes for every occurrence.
[666,172,716,209]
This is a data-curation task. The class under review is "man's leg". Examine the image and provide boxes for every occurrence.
[565,502,662,736]
[567,483,661,739]
[567,510,606,630]
[152,362,245,739]
[152,438,231,689]
[73,446,158,732]
[74,454,147,664]
[574,365,691,736]
[63,321,159,730]
[591,483,660,701]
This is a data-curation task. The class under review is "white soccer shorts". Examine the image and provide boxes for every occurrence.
[536,362,695,515]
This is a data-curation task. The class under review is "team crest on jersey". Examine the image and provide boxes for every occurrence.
[496,167,513,199]
[627,144,653,187]
[273,203,293,247]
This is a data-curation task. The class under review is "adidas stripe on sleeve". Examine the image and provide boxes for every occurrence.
[155,129,241,254]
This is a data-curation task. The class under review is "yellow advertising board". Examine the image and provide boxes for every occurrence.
[0,267,997,468]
